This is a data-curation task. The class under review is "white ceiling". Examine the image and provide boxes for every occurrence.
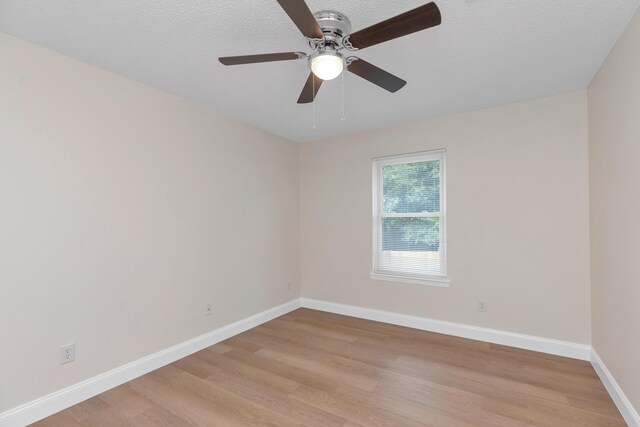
[1,1,638,142]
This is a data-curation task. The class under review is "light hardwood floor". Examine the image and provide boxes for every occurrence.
[33,308,625,426]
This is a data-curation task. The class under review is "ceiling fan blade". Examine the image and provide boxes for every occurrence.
[219,52,304,66]
[347,58,407,93]
[297,72,323,104]
[276,0,324,39]
[347,2,441,50]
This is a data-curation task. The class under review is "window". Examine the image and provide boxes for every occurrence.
[371,150,448,286]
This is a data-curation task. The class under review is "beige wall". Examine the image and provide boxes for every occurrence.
[300,91,591,344]
[589,7,640,413]
[0,33,300,411]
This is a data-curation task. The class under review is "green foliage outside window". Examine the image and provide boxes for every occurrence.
[382,161,441,251]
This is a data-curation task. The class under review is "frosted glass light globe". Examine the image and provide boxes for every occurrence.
[311,53,344,81]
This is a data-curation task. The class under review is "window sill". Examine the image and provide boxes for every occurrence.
[370,272,451,287]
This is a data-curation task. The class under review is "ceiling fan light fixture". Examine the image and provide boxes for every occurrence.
[310,49,344,81]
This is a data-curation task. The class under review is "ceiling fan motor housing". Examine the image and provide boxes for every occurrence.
[310,10,352,49]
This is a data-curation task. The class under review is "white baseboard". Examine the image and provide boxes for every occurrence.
[0,299,301,427]
[300,298,591,361]
[591,349,640,427]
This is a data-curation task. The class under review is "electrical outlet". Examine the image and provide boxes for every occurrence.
[205,304,213,316]
[478,299,488,313]
[59,343,75,364]
[287,281,292,292]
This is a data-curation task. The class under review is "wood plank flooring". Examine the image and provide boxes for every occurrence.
[33,308,625,426]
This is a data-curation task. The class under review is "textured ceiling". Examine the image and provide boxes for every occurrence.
[1,0,638,142]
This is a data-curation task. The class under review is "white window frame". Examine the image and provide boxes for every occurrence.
[370,149,450,287]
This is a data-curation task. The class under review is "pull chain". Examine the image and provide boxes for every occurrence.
[312,75,317,129]
[341,70,346,121]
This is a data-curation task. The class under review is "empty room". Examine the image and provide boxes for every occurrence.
[1,1,639,426]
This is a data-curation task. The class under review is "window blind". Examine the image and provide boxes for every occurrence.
[372,150,447,280]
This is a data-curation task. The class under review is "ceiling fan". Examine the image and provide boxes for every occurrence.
[219,1,442,104]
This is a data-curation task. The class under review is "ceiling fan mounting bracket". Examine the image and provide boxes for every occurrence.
[341,36,358,51]
[306,37,325,51]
